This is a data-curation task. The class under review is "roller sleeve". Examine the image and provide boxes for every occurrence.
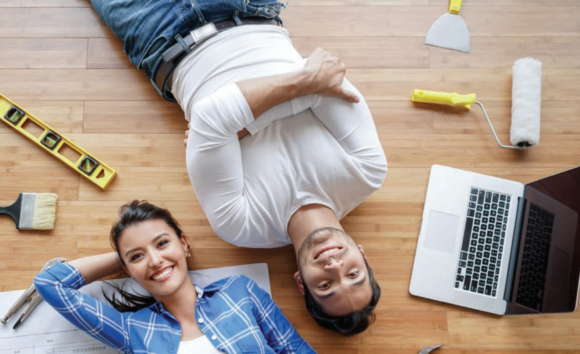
[510,58,542,147]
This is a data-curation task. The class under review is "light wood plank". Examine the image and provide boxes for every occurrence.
[78,167,194,202]
[83,101,185,134]
[283,7,580,37]
[0,69,160,101]
[0,0,90,7]
[429,0,579,6]
[0,8,110,38]
[88,38,134,69]
[292,0,580,5]
[0,39,87,69]
[430,37,580,69]
[284,6,435,37]
[0,167,80,201]
[360,310,449,348]
[292,37,430,68]
[289,0,428,6]
[0,235,77,272]
[447,310,580,350]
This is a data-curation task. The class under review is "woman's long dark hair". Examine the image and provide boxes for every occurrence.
[103,200,185,312]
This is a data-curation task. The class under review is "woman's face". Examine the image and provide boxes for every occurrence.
[117,219,190,299]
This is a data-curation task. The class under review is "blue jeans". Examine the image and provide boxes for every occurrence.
[90,0,285,101]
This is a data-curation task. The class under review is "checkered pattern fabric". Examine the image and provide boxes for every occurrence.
[34,262,314,354]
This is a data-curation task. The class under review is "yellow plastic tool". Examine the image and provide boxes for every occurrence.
[1,93,117,189]
[411,89,476,110]
[449,0,463,15]
[411,88,529,150]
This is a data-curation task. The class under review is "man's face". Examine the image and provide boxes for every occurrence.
[295,229,372,317]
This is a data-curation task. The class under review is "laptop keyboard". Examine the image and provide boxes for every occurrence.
[455,187,511,297]
[515,203,555,311]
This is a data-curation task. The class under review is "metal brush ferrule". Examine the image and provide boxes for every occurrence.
[18,193,36,229]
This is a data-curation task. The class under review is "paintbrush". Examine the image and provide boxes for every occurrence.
[0,193,57,230]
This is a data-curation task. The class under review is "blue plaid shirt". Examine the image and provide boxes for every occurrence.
[34,263,315,354]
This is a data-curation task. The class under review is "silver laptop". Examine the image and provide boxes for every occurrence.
[410,165,580,315]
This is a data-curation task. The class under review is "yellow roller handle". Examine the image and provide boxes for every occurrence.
[449,0,463,15]
[412,89,476,110]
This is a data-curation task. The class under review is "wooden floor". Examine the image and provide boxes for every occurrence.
[1,0,580,353]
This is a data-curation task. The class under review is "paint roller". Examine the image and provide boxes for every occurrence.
[411,58,542,149]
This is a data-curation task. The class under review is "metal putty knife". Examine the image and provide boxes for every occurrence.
[425,0,471,53]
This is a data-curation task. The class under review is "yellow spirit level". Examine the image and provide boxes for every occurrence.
[1,93,117,189]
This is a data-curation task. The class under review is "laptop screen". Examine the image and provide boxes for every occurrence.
[507,166,580,314]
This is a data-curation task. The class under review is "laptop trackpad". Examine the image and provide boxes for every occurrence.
[424,210,460,254]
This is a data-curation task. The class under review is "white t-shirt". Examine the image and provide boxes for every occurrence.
[178,335,225,354]
[172,25,387,248]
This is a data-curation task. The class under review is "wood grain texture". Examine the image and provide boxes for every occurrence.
[0,0,579,352]
[283,6,580,37]
[87,38,134,69]
[429,0,579,6]
[429,37,580,69]
[0,39,88,69]
[0,8,109,38]
[0,0,90,7]
[0,69,159,101]
[83,101,186,133]
[292,37,430,69]
[290,0,429,6]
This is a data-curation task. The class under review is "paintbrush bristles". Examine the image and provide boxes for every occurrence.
[31,193,57,230]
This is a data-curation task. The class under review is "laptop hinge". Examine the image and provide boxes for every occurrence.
[503,191,528,310]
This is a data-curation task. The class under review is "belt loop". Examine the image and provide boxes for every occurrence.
[174,34,192,54]
[232,10,243,26]
[189,0,206,24]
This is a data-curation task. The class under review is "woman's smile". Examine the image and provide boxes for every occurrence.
[150,265,175,282]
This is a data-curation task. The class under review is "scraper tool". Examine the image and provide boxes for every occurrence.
[425,0,471,53]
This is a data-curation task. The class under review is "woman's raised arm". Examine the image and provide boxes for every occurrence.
[34,256,131,352]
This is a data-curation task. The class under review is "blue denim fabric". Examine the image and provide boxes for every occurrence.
[90,0,285,100]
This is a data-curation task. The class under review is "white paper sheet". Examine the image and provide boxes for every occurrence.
[0,263,270,354]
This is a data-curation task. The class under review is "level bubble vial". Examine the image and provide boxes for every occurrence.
[78,156,99,175]
[5,106,24,125]
[41,131,62,150]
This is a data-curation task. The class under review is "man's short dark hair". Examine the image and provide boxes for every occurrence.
[302,258,380,336]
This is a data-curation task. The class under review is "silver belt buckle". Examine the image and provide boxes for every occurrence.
[191,23,218,44]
